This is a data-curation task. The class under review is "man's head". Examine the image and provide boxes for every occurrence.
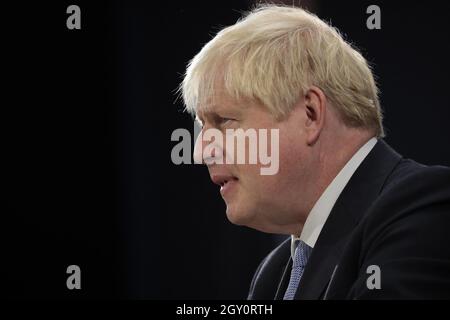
[180,5,383,235]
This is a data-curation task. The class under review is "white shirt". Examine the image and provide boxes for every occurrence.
[290,137,378,259]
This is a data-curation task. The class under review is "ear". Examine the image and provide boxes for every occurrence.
[303,86,327,145]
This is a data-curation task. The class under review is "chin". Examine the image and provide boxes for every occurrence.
[225,203,260,229]
[225,204,249,226]
[225,206,242,225]
[225,204,279,234]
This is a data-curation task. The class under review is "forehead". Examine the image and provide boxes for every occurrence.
[196,93,246,120]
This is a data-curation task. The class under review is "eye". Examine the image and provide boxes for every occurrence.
[218,117,235,127]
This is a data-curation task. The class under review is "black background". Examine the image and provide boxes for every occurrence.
[3,0,449,299]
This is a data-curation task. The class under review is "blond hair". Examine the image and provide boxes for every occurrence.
[181,5,384,137]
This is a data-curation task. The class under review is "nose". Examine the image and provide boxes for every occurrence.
[193,131,205,164]
[193,128,224,165]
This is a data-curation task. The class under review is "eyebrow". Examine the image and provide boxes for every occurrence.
[196,105,242,121]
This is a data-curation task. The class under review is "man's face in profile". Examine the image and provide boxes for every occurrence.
[194,90,315,235]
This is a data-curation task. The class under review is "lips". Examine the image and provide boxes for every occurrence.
[211,175,238,187]
[210,174,239,198]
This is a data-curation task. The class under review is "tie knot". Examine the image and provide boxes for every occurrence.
[292,240,312,269]
[283,240,313,300]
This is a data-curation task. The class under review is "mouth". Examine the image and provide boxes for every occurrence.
[211,175,238,187]
[210,175,239,197]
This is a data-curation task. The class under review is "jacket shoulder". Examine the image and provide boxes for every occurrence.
[344,161,450,298]
[372,160,450,217]
[363,159,450,242]
[382,159,450,197]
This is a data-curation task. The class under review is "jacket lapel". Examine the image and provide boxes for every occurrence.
[295,139,402,299]
[274,258,292,299]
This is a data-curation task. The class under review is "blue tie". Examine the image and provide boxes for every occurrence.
[283,240,312,300]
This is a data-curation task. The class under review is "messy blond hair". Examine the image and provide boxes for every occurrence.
[181,5,384,137]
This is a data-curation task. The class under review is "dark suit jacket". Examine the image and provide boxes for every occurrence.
[248,140,450,299]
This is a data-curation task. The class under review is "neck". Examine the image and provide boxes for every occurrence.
[294,129,375,235]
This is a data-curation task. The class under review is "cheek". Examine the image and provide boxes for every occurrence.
[235,163,261,185]
[232,127,303,195]
[268,134,306,193]
[236,164,280,199]
[278,124,307,167]
[233,164,266,204]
